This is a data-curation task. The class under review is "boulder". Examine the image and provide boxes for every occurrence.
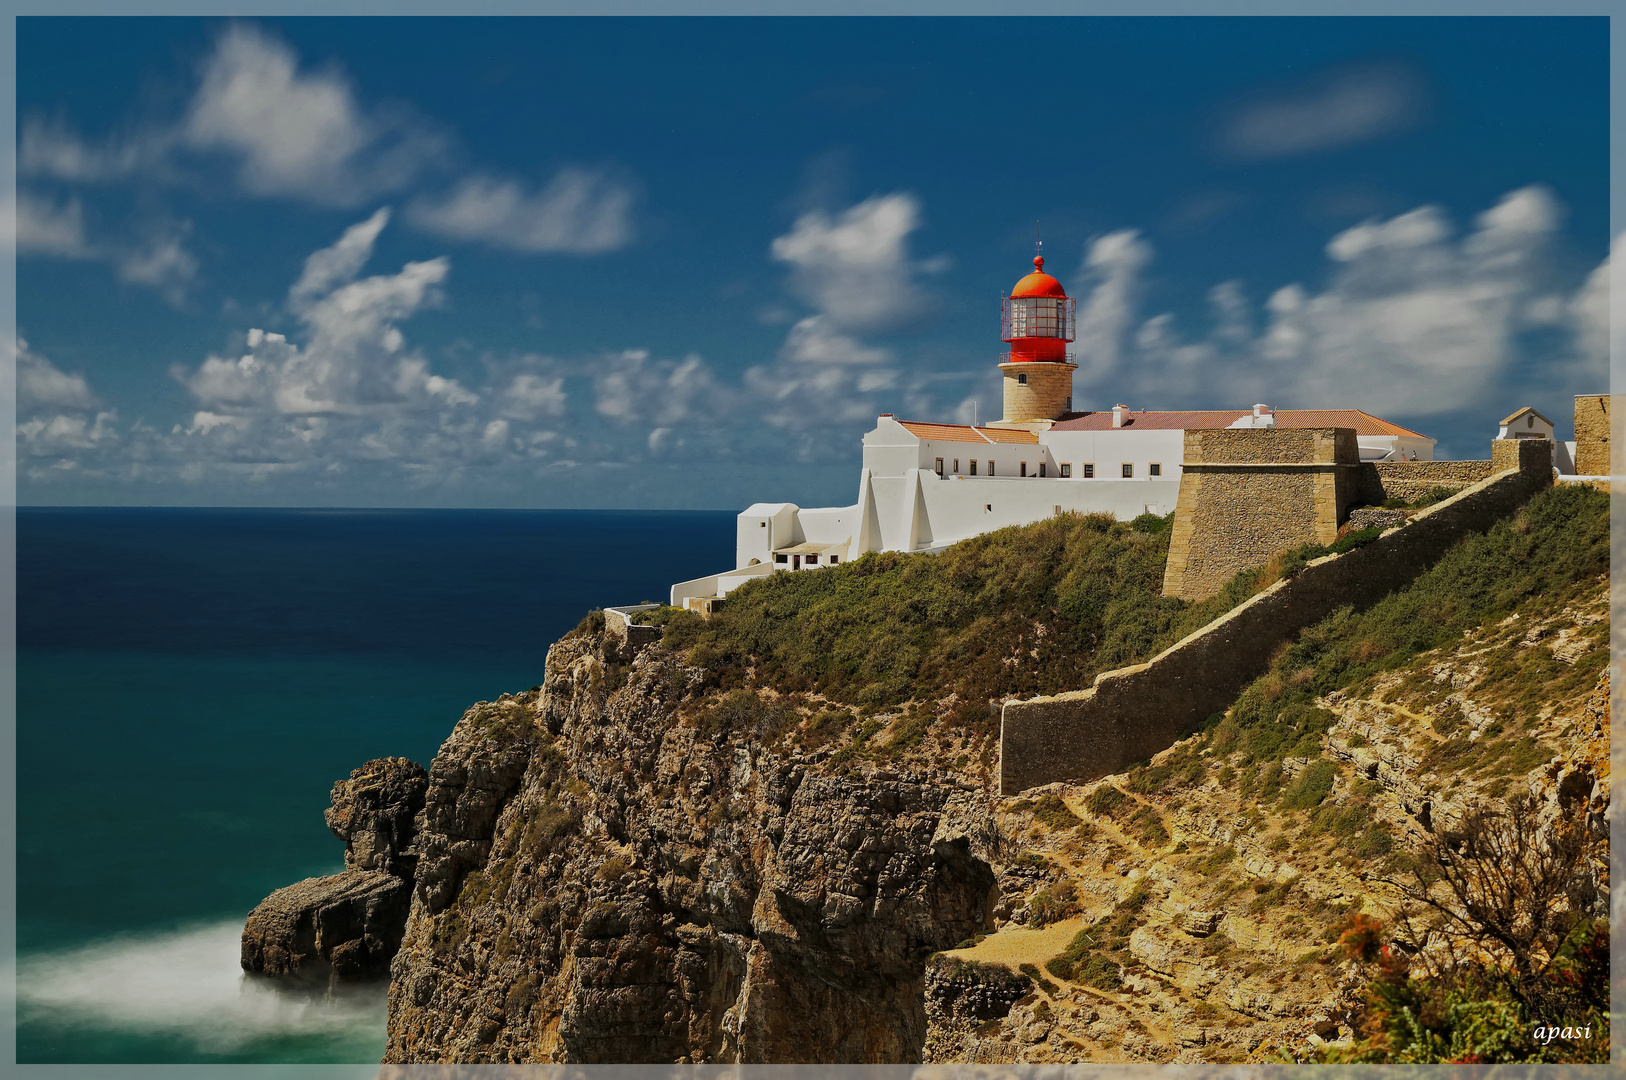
[325,756,429,875]
[240,869,412,986]
[242,755,427,988]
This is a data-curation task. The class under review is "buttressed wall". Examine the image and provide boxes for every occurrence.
[1000,438,1554,794]
[1161,427,1361,602]
[1573,394,1612,476]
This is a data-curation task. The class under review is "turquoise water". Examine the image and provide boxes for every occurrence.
[15,507,734,1064]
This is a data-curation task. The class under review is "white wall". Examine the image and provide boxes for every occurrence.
[1039,428,1186,480]
[736,502,800,567]
[853,468,1179,553]
[913,472,1181,549]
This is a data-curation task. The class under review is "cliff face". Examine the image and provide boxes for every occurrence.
[378,486,1608,1064]
[241,757,427,988]
[383,630,999,1063]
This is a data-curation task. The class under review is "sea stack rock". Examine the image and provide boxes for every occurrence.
[241,757,428,988]
[325,757,430,875]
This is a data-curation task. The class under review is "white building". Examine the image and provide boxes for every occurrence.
[671,256,1435,611]
[1498,406,1581,474]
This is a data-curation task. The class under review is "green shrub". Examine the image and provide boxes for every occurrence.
[1281,759,1338,810]
[1027,793,1083,830]
[691,688,799,742]
[1086,785,1126,817]
[1211,486,1606,777]
[660,510,1285,713]
[1330,525,1384,554]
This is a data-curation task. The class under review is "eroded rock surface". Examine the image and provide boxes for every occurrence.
[242,755,428,989]
[326,756,429,874]
[241,869,412,985]
[381,633,999,1064]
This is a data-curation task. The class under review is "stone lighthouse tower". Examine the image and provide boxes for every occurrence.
[997,254,1077,427]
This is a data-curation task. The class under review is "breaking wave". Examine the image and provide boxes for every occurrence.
[17,920,387,1055]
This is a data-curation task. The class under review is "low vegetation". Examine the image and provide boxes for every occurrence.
[661,511,1276,713]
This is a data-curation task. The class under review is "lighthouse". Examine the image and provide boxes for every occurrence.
[997,254,1077,426]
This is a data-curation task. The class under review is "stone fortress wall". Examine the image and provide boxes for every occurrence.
[1161,428,1362,603]
[999,438,1554,795]
[1360,459,1496,503]
[1573,394,1612,476]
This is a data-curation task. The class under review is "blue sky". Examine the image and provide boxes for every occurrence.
[16,16,1611,508]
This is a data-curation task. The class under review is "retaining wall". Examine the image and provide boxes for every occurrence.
[1358,459,1495,504]
[1161,428,1359,602]
[998,438,1553,795]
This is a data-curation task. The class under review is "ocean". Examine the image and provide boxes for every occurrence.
[14,507,735,1065]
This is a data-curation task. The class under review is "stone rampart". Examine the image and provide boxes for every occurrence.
[999,438,1553,795]
[1358,459,1496,504]
[1161,428,1359,602]
[1573,394,1612,476]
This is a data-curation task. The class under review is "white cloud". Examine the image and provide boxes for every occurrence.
[1076,185,1605,419]
[1219,61,1428,160]
[14,341,120,469]
[182,213,457,416]
[1072,229,1153,386]
[19,116,175,183]
[16,192,92,256]
[16,189,200,303]
[1568,231,1615,373]
[779,315,893,366]
[18,339,99,411]
[771,192,933,333]
[407,169,635,253]
[593,349,722,427]
[745,192,942,432]
[115,223,200,303]
[182,25,445,205]
[497,371,568,421]
[290,208,392,305]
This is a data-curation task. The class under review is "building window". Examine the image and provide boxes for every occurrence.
[829,556,839,565]
[775,553,788,563]
[988,460,995,476]
[759,521,766,527]
[1039,463,1047,477]
[969,460,977,475]
[985,504,992,512]
[1017,373,1027,385]
[1059,463,1071,478]
[1149,463,1162,477]
[935,457,944,476]
[1083,463,1095,478]
[953,459,959,473]
[807,554,819,564]
[1122,463,1134,478]
[1020,461,1027,477]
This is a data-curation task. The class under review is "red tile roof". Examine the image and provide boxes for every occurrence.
[896,421,1039,445]
[1049,409,1429,439]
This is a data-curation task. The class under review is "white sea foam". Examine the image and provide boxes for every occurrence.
[18,919,387,1052]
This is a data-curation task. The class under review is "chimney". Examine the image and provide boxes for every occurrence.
[1253,403,1269,419]
[1112,404,1129,428]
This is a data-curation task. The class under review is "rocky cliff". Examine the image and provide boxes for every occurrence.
[243,757,428,987]
[367,484,1608,1064]
[382,630,999,1063]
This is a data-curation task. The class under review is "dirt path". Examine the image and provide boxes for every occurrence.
[940,916,1087,968]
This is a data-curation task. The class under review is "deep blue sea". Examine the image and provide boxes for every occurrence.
[15,507,734,1064]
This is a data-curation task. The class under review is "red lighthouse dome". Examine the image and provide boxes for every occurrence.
[1002,255,1075,363]
[1011,255,1067,298]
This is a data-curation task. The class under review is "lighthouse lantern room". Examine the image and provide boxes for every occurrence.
[996,254,1079,427]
